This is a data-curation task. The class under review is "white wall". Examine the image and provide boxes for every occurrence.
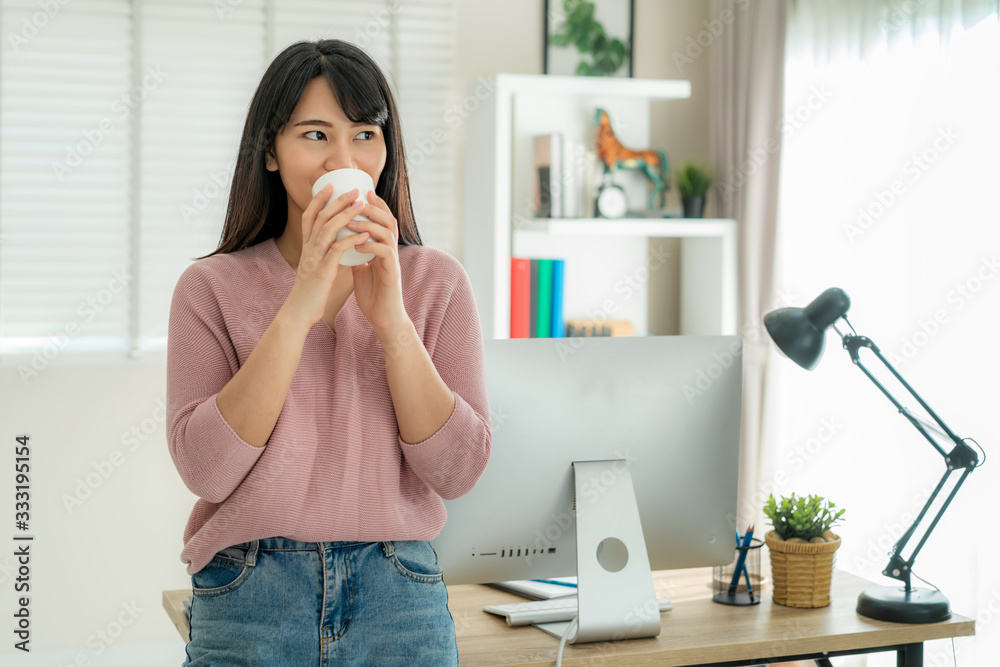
[0,359,192,662]
[0,1,713,662]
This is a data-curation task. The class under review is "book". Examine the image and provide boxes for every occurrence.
[565,319,635,337]
[513,256,566,339]
[529,259,538,338]
[535,259,554,338]
[510,258,531,338]
[550,258,565,338]
[534,134,563,218]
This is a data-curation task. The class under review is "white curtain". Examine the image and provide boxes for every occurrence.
[709,0,789,533]
[765,2,999,665]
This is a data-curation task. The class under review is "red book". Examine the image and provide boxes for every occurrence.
[510,257,531,338]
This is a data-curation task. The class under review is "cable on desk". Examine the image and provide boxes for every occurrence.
[555,615,578,667]
[910,572,959,667]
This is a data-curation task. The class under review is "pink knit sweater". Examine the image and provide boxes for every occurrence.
[166,238,491,575]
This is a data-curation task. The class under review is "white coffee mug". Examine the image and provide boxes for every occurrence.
[311,168,377,266]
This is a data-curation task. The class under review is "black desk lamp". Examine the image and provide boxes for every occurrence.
[763,287,981,624]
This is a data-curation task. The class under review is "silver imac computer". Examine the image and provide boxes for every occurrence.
[432,335,743,644]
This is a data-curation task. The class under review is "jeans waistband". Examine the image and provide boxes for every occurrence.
[233,537,373,552]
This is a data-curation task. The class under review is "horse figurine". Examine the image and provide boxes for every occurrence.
[595,108,669,210]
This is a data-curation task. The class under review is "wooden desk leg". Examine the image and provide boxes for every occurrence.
[897,642,924,667]
[815,659,834,667]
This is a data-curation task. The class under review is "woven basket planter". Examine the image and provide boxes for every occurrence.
[765,530,841,608]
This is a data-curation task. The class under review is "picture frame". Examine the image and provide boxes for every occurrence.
[544,0,634,78]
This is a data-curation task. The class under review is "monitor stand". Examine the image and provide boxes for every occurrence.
[537,459,661,644]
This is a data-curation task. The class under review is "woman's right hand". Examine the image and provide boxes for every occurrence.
[283,185,370,327]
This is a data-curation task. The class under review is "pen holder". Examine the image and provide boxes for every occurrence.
[712,537,764,606]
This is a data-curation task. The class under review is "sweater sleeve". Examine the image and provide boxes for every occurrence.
[166,264,265,504]
[398,261,492,501]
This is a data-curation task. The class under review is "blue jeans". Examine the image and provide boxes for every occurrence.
[182,538,458,666]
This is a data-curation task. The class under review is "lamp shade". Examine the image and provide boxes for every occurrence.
[763,287,851,370]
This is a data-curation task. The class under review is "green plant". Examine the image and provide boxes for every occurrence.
[676,162,714,198]
[763,493,845,541]
[549,0,630,76]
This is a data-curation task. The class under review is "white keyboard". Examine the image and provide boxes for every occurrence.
[483,596,672,626]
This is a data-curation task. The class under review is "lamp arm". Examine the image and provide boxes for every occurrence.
[840,333,979,591]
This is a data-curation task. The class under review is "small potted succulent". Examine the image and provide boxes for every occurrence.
[676,161,714,218]
[763,493,845,608]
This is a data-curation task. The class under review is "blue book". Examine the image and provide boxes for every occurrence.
[550,259,565,338]
[529,259,538,338]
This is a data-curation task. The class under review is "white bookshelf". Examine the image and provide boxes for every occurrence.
[462,73,736,339]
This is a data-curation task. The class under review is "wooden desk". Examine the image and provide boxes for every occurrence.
[164,568,973,666]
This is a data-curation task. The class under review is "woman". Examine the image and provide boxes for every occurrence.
[167,39,491,666]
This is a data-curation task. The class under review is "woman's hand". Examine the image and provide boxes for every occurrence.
[284,185,370,329]
[348,190,410,340]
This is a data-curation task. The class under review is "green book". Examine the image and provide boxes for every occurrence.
[535,259,554,338]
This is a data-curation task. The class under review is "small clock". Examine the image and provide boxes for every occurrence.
[595,181,628,219]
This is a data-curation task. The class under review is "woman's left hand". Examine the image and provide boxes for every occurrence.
[349,190,410,339]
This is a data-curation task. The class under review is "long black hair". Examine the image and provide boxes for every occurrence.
[203,39,420,258]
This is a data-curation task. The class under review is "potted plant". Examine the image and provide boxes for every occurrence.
[676,162,713,218]
[762,493,845,608]
[549,0,630,77]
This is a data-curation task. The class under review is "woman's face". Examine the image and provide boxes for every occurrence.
[266,76,387,228]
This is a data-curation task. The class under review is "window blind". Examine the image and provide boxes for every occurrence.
[395,0,458,253]
[138,0,267,352]
[0,0,459,362]
[1,0,133,355]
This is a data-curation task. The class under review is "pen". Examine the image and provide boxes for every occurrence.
[533,579,578,588]
[743,552,755,602]
[728,524,755,596]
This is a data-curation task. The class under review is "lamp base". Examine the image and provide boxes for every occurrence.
[857,585,951,623]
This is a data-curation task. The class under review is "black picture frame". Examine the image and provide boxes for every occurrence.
[544,0,634,78]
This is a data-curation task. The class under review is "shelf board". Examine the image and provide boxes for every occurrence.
[493,73,691,100]
[515,218,736,238]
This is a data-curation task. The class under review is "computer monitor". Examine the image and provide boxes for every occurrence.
[431,335,743,643]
